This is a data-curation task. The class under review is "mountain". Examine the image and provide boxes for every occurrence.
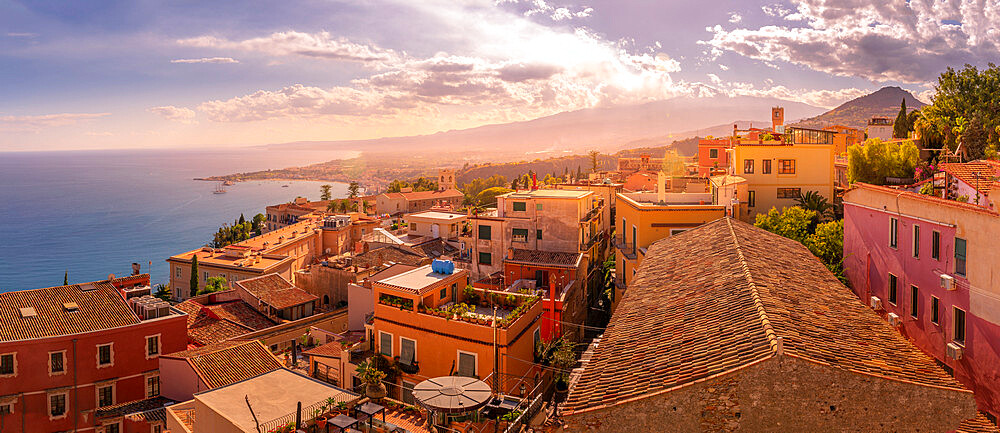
[792,87,926,130]
[268,95,826,160]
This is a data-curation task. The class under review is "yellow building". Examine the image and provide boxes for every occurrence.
[613,189,727,309]
[730,127,835,218]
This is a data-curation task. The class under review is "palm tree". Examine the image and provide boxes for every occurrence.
[795,191,835,222]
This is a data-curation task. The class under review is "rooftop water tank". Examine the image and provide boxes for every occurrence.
[431,259,455,275]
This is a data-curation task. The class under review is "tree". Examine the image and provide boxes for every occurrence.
[348,181,360,198]
[588,150,600,172]
[153,284,172,301]
[893,98,909,139]
[476,187,513,206]
[510,177,519,190]
[198,276,227,295]
[238,213,246,225]
[189,255,199,298]
[754,207,816,244]
[847,138,920,185]
[320,184,332,201]
[63,270,68,286]
[920,63,1000,155]
[794,191,834,224]
[805,220,846,284]
[576,165,582,180]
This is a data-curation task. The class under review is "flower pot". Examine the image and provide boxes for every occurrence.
[316,417,328,428]
[366,381,387,400]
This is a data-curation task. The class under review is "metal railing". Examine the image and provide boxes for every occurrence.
[613,237,636,259]
[580,232,602,251]
[259,396,335,432]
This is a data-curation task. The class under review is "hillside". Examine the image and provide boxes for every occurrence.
[792,87,926,130]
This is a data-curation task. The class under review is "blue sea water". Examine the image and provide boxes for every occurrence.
[0,148,353,291]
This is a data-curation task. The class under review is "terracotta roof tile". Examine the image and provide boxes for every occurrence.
[302,340,346,359]
[506,249,582,268]
[940,161,1000,196]
[353,246,426,269]
[386,189,464,201]
[162,340,283,389]
[95,396,174,422]
[174,299,275,346]
[0,276,144,342]
[234,274,318,310]
[958,413,1000,433]
[564,218,966,413]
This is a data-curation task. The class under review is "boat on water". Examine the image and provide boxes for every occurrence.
[281,184,289,188]
[213,183,227,194]
[223,180,235,186]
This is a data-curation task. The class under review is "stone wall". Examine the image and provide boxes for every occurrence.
[295,266,357,308]
[562,355,976,432]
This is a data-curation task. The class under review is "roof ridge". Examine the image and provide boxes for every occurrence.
[725,218,779,355]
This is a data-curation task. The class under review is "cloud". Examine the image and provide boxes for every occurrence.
[505,0,593,21]
[705,0,1000,83]
[148,105,197,123]
[761,4,792,18]
[722,82,870,108]
[170,57,239,64]
[177,31,398,63]
[0,112,110,132]
[6,32,38,38]
[729,13,742,23]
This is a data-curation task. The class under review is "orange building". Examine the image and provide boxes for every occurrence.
[697,138,732,177]
[369,263,542,399]
[823,124,865,155]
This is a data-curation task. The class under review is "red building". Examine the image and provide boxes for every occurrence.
[0,275,187,433]
[495,249,588,342]
[697,138,732,177]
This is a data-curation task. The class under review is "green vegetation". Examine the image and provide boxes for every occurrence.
[197,276,227,296]
[588,150,601,172]
[847,138,920,185]
[189,255,199,298]
[794,191,835,224]
[893,99,911,139]
[755,207,846,284]
[461,175,508,205]
[386,177,438,193]
[326,199,358,213]
[320,184,332,201]
[210,213,266,248]
[63,270,68,286]
[348,181,360,198]
[475,186,513,207]
[916,63,1000,159]
[153,284,172,301]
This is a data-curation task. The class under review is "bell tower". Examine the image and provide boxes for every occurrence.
[772,107,785,133]
[438,169,455,191]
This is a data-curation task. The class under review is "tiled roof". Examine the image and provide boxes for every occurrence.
[167,401,196,432]
[958,413,1000,433]
[384,189,464,200]
[848,183,999,216]
[564,218,967,413]
[234,274,318,310]
[162,340,283,389]
[0,277,143,343]
[404,238,458,258]
[302,340,346,359]
[940,161,1000,196]
[506,249,582,268]
[95,396,174,421]
[354,246,426,269]
[174,298,275,346]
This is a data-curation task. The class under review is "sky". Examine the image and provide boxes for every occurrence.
[1,0,998,151]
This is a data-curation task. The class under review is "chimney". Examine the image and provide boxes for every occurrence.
[657,171,666,203]
[531,173,538,190]
[131,262,140,276]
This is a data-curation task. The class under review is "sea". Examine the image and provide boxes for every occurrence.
[0,147,356,292]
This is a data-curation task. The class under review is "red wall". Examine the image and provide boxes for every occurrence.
[0,314,187,433]
[697,139,731,177]
[503,262,574,341]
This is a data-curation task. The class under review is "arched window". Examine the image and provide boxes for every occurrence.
[323,295,330,305]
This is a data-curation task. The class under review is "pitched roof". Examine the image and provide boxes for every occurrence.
[384,189,464,200]
[162,340,283,389]
[95,396,174,422]
[506,249,583,268]
[174,297,275,346]
[564,218,967,413]
[234,274,318,310]
[0,277,144,343]
[847,183,999,216]
[353,246,426,269]
[940,161,1000,197]
[958,413,1000,433]
[303,340,346,359]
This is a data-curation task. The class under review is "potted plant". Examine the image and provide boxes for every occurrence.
[357,359,387,400]
[549,338,576,403]
[313,408,327,428]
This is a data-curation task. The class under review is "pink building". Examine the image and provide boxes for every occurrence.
[844,183,1000,420]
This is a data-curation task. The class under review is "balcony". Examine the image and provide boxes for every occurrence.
[614,237,636,259]
[580,202,604,223]
[580,232,603,251]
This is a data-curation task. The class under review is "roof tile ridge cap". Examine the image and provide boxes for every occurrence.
[725,218,779,355]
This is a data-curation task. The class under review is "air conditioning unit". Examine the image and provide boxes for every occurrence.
[940,274,955,291]
[946,342,964,360]
[887,313,902,327]
[870,296,883,311]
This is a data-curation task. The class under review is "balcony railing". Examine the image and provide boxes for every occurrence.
[580,232,603,251]
[581,204,603,223]
[614,237,636,259]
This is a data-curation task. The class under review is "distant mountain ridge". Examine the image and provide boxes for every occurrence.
[792,87,926,130]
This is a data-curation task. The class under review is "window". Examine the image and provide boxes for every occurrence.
[154,425,163,433]
[709,148,719,159]
[401,381,416,405]
[409,223,416,231]
[889,218,898,248]
[50,351,65,375]
[954,307,966,344]
[97,344,113,367]
[536,229,543,240]
[49,393,66,418]
[146,335,160,358]
[102,423,121,433]
[97,384,114,407]
[202,271,208,282]
[479,252,492,265]
[379,332,393,357]
[512,228,529,242]
[439,287,447,300]
[457,351,477,377]
[776,188,801,199]
[536,203,543,211]
[478,225,491,240]
[400,338,416,366]
[0,403,10,416]
[778,159,796,174]
[533,328,541,351]
[912,225,920,258]
[910,286,918,318]
[669,229,687,236]
[757,159,770,175]
[175,267,181,277]
[932,231,941,260]
[955,237,967,276]
[147,375,160,398]
[888,273,898,305]
[931,296,940,324]
[748,191,756,207]
[743,159,754,174]
[512,201,527,212]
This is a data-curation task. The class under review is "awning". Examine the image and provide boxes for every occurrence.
[413,376,492,414]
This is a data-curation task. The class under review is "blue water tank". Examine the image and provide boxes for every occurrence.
[432,259,455,274]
